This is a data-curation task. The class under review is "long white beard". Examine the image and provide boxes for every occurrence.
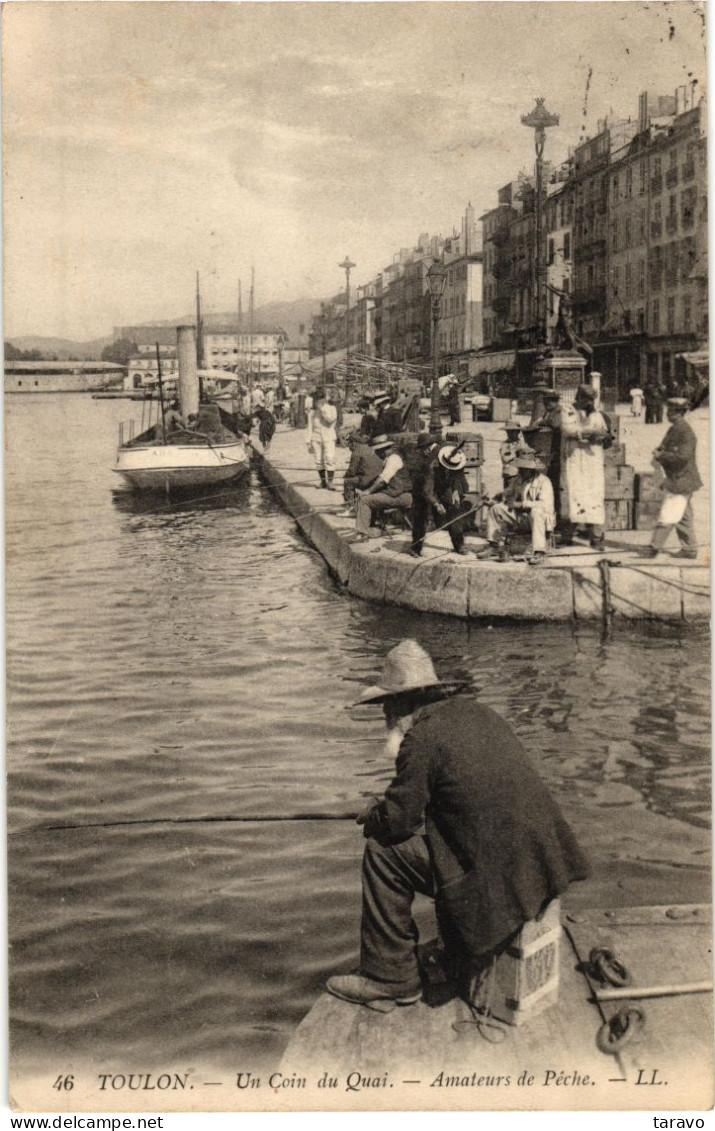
[384,715,415,761]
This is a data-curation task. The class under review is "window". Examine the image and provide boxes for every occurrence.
[683,294,692,330]
[638,260,646,298]
[611,220,619,253]
[548,238,555,265]
[667,296,675,334]
[625,166,633,198]
[638,208,646,244]
[652,298,660,334]
[612,265,620,296]
[639,159,647,195]
[637,308,645,333]
[624,263,632,297]
[612,174,620,201]
[564,232,571,260]
[669,147,678,169]
[653,156,662,178]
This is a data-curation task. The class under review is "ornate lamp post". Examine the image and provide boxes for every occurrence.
[427,259,447,436]
[521,98,559,347]
[339,256,355,393]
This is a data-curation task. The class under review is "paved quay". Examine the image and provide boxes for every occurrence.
[254,412,710,623]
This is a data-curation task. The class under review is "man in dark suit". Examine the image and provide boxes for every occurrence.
[327,641,590,1010]
[646,397,702,559]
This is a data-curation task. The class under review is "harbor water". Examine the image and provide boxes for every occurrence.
[6,395,711,1081]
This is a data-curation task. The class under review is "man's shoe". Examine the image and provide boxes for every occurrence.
[642,545,661,558]
[673,549,698,559]
[408,548,422,558]
[326,973,422,1011]
[526,551,546,564]
[590,538,606,551]
[476,544,500,560]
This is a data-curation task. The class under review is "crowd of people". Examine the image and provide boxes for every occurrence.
[268,378,703,564]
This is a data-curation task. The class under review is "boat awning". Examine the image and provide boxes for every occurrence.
[300,348,348,376]
[469,349,517,376]
[678,351,709,369]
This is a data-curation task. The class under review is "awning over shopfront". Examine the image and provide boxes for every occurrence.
[678,351,709,370]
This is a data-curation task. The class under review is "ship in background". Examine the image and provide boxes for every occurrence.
[5,360,125,393]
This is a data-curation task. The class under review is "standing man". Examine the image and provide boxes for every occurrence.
[644,377,665,424]
[499,421,524,480]
[326,640,589,1009]
[646,397,702,560]
[352,435,412,543]
[446,380,461,426]
[403,434,441,558]
[432,443,473,556]
[306,389,338,490]
[251,384,265,411]
[559,384,609,549]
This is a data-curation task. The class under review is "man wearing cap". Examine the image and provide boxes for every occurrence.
[339,431,386,516]
[326,640,589,1010]
[478,454,555,562]
[352,435,412,543]
[499,421,525,482]
[559,384,609,549]
[401,434,440,557]
[306,389,339,490]
[645,397,702,559]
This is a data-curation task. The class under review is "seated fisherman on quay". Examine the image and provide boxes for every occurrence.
[351,435,412,544]
[338,430,386,518]
[326,640,590,1010]
[477,453,555,563]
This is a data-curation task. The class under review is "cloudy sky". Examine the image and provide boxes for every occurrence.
[3,1,706,340]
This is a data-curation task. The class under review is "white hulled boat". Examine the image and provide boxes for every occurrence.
[114,324,250,492]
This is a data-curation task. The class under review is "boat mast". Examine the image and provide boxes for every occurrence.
[248,266,255,394]
[196,270,204,402]
[238,278,243,381]
[156,341,167,442]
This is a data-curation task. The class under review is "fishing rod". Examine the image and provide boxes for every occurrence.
[43,812,362,832]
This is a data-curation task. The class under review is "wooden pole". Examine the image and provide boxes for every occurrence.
[596,981,713,1003]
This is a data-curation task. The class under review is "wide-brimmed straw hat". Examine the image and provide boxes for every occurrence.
[356,640,459,705]
[515,453,545,472]
[437,444,467,471]
[371,433,394,452]
[503,420,522,433]
[372,392,391,408]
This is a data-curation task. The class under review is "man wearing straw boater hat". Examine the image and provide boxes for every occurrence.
[326,641,589,1011]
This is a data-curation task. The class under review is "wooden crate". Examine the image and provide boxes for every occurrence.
[605,499,634,530]
[604,442,627,467]
[472,899,562,1027]
[635,499,662,530]
[635,471,664,501]
[604,464,635,499]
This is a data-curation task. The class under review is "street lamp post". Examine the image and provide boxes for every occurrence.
[427,259,447,437]
[339,255,355,394]
[521,98,559,348]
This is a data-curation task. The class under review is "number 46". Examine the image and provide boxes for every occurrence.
[53,1075,74,1091]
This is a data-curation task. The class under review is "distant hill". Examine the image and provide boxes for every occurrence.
[6,334,113,360]
[8,298,322,359]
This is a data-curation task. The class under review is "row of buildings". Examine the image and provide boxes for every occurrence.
[310,83,707,401]
[116,320,309,389]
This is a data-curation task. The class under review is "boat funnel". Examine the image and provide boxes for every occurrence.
[177,324,199,419]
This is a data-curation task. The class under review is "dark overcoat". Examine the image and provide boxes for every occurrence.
[365,696,589,959]
[656,416,703,495]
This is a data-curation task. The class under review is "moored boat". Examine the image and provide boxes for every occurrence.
[114,325,251,492]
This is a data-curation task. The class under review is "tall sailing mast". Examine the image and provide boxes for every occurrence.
[248,266,255,392]
[237,278,243,378]
[195,271,204,369]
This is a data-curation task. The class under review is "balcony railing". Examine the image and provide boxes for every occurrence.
[665,167,679,188]
[650,176,663,194]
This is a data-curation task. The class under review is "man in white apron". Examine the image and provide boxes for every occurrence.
[559,384,609,549]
